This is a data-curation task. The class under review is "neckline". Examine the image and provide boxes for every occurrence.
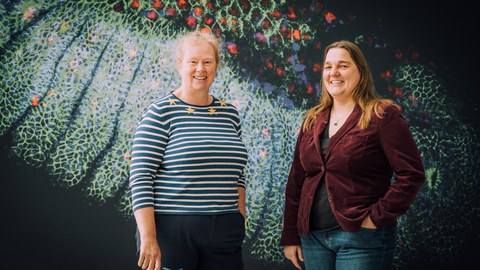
[330,105,356,126]
[170,92,216,108]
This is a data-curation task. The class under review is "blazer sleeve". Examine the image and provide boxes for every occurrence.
[369,105,426,228]
[280,124,307,246]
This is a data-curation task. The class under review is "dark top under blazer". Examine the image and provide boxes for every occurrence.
[281,103,425,246]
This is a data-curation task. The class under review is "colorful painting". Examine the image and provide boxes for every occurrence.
[1,0,478,269]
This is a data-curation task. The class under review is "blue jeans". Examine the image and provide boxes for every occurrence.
[300,227,396,270]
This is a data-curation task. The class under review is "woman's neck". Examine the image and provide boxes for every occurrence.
[332,99,356,113]
[174,87,212,106]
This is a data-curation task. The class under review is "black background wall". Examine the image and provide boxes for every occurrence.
[0,148,138,269]
[1,0,478,269]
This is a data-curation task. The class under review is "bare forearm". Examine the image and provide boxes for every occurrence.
[134,207,161,270]
[134,207,157,240]
[237,187,246,218]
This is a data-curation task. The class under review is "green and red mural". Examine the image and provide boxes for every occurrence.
[1,0,478,269]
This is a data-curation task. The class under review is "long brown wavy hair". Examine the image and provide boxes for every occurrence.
[302,40,397,131]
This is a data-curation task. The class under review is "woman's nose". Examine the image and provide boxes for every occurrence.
[330,67,339,76]
[196,63,205,71]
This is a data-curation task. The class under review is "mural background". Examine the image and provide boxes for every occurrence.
[1,0,478,269]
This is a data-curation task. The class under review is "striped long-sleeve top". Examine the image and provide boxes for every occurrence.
[129,93,248,215]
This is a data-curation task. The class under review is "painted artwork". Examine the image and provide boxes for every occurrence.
[1,0,478,269]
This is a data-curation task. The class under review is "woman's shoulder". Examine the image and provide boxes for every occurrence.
[375,100,400,116]
[364,100,402,127]
[212,97,241,115]
[212,97,237,108]
[151,92,175,105]
[146,93,177,108]
[141,93,179,116]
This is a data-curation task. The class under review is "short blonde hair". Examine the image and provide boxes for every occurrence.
[175,30,222,68]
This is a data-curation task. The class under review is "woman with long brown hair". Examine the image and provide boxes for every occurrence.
[281,40,425,270]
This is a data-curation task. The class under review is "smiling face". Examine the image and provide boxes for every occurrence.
[322,47,361,102]
[177,39,217,93]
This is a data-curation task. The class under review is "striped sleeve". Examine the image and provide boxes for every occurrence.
[232,107,246,189]
[129,102,169,212]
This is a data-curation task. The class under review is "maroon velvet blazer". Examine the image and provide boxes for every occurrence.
[280,104,425,246]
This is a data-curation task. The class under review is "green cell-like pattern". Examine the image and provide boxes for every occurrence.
[87,39,179,208]
[386,63,480,268]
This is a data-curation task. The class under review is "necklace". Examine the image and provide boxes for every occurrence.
[332,106,355,126]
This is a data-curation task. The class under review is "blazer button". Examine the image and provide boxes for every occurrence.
[328,196,333,203]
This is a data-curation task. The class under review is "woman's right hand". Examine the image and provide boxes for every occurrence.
[284,245,304,269]
[138,237,161,270]
[134,207,161,270]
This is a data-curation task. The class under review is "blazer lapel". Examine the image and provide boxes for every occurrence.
[325,104,362,159]
[313,108,330,158]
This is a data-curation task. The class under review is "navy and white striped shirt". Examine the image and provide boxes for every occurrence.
[129,93,248,215]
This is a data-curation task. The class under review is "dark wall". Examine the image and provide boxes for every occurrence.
[0,140,138,269]
[330,0,478,132]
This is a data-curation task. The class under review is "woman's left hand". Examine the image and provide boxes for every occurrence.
[361,215,377,229]
[240,208,246,219]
